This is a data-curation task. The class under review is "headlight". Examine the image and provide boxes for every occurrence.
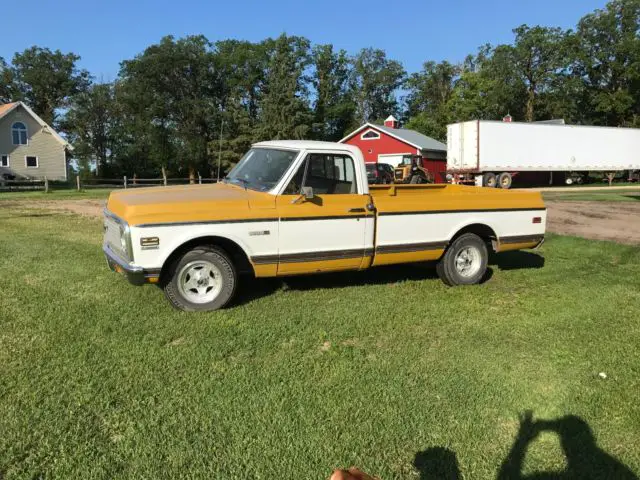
[118,223,133,261]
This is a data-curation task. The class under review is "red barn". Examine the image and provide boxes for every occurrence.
[339,115,447,183]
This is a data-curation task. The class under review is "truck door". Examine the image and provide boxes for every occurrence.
[275,152,371,275]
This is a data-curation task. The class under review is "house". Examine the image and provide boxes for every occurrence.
[0,101,71,181]
[339,115,447,182]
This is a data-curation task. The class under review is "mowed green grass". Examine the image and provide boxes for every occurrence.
[543,190,640,202]
[1,207,639,479]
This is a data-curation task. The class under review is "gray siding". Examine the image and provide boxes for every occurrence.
[0,106,67,180]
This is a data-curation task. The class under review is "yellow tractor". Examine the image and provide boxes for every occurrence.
[394,155,434,184]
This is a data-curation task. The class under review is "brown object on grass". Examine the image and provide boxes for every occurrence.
[329,467,378,480]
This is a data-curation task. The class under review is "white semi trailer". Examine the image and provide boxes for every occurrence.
[447,120,640,188]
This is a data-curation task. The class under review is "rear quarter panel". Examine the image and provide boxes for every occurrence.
[370,184,545,265]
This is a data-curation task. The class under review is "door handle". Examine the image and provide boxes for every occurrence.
[348,208,366,213]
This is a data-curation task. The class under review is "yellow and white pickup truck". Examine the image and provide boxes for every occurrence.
[103,140,546,311]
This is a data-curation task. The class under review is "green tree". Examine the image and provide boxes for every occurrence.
[61,83,118,176]
[405,61,459,139]
[11,47,91,126]
[508,25,569,122]
[255,34,312,141]
[118,35,223,179]
[575,0,640,126]
[311,44,354,141]
[212,40,271,174]
[0,57,17,104]
[350,48,405,124]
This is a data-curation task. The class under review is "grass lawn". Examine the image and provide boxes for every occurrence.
[1,206,639,479]
[543,190,640,202]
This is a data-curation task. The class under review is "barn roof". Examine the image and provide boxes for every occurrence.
[339,122,446,152]
[375,124,446,151]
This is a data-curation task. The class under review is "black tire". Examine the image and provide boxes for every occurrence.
[436,233,488,286]
[163,245,237,312]
[483,172,497,188]
[497,172,512,189]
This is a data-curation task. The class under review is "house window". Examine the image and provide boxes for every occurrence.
[0,155,8,167]
[25,156,38,168]
[361,129,380,140]
[12,122,28,145]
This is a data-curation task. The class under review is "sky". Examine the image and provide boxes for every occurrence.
[1,0,609,80]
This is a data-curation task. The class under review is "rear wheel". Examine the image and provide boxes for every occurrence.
[436,233,488,286]
[482,172,497,188]
[498,172,513,189]
[163,246,237,311]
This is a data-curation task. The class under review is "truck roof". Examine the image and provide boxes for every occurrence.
[253,140,362,155]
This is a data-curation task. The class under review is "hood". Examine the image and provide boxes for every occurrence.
[106,182,275,226]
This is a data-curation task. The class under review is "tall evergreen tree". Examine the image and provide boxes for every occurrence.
[256,34,312,140]
[311,44,354,141]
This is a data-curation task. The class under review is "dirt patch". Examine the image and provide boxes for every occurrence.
[4,199,105,218]
[546,201,640,245]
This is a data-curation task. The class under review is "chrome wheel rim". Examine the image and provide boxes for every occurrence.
[454,246,482,278]
[177,260,223,304]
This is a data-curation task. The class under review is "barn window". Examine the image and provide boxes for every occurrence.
[25,156,38,168]
[361,129,380,140]
[0,155,8,167]
[12,122,28,145]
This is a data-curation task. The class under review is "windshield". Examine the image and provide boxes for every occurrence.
[225,148,300,192]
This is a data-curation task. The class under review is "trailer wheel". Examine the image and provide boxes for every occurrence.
[497,172,513,189]
[436,233,488,286]
[482,172,497,188]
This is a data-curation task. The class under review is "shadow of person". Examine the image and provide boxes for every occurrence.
[414,447,462,480]
[498,411,638,480]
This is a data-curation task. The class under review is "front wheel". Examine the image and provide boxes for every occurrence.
[436,233,488,286]
[163,246,237,311]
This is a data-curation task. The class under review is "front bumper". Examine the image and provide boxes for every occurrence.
[103,244,160,286]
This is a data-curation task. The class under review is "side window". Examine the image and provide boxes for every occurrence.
[303,154,357,194]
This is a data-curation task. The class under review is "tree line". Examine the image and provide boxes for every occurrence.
[1,0,638,179]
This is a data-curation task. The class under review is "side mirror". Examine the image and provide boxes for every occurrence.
[291,186,314,204]
[301,186,314,200]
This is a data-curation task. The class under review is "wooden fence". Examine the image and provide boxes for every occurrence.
[0,174,219,192]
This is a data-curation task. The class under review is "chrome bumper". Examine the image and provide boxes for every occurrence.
[103,243,158,286]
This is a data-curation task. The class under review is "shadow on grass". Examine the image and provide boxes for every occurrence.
[231,251,545,307]
[414,412,638,480]
[490,250,545,271]
[413,447,462,480]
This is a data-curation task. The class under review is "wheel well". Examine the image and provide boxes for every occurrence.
[451,223,498,252]
[160,236,254,281]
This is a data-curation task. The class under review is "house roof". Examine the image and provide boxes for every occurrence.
[0,102,18,118]
[340,122,446,152]
[0,101,72,150]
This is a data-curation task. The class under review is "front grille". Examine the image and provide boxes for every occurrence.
[394,171,403,179]
[104,215,128,260]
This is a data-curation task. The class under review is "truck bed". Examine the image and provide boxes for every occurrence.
[368,184,546,266]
